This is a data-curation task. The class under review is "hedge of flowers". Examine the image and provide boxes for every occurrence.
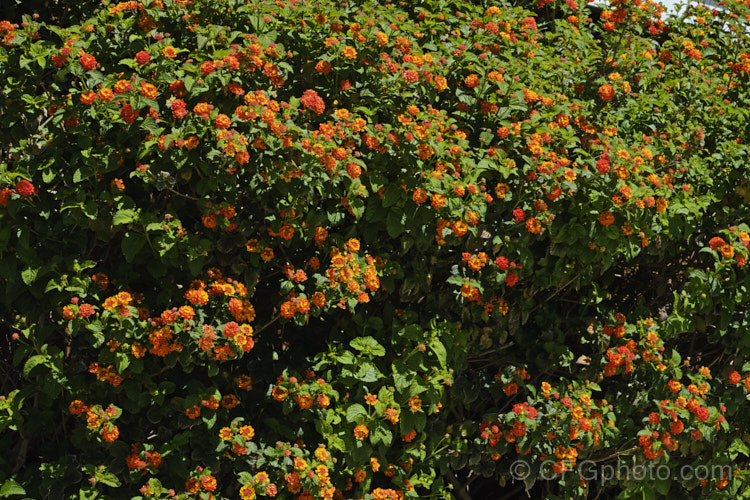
[1,0,750,497]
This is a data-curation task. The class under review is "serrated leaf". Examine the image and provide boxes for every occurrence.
[0,479,26,496]
[122,232,147,262]
[23,354,47,378]
[372,425,392,446]
[383,185,403,208]
[21,267,39,285]
[346,404,367,423]
[350,336,386,356]
[333,350,355,364]
[429,339,447,368]
[112,209,138,226]
[386,210,405,238]
[354,363,381,382]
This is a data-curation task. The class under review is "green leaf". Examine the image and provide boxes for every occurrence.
[0,479,26,497]
[346,404,367,423]
[95,471,121,488]
[350,198,365,219]
[332,350,355,364]
[386,210,405,238]
[112,209,138,226]
[21,267,39,285]
[350,336,386,357]
[122,232,147,262]
[654,477,670,495]
[392,361,411,393]
[354,363,381,382]
[400,409,426,432]
[23,354,47,378]
[429,339,447,368]
[383,185,403,208]
[371,424,392,446]
[115,352,130,372]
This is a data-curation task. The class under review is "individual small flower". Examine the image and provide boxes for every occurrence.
[111,178,125,192]
[345,238,360,253]
[185,288,209,306]
[452,220,468,236]
[202,214,217,228]
[239,485,256,499]
[384,407,399,424]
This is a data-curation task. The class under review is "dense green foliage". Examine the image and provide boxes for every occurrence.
[2,0,750,498]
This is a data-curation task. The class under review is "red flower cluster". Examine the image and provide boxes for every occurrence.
[15,180,36,198]
[300,89,325,115]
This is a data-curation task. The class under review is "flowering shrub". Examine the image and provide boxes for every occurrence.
[1,0,750,498]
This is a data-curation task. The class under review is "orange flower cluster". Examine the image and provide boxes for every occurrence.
[69,401,120,442]
[462,252,490,272]
[604,342,637,376]
[126,443,161,470]
[102,291,134,314]
[297,244,383,311]
[370,487,399,500]
[201,203,237,230]
[88,362,123,387]
[271,372,332,411]
[107,1,141,15]
[185,467,217,494]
